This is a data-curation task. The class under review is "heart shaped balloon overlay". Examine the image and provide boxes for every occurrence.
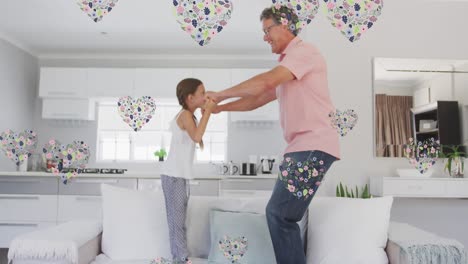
[0,129,37,166]
[329,109,358,136]
[323,0,383,42]
[77,0,119,23]
[173,0,233,46]
[404,137,440,174]
[218,235,248,264]
[42,139,90,184]
[272,0,320,33]
[118,96,156,132]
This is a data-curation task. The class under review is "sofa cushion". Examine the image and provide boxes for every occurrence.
[100,184,171,260]
[306,196,393,264]
[207,210,276,264]
[186,196,270,259]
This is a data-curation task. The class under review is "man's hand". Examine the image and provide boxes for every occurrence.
[205,91,227,104]
[211,105,222,114]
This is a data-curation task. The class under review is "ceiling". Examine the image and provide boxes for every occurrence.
[0,0,275,57]
[374,58,468,87]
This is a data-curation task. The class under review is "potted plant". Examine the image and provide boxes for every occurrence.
[440,144,466,178]
[336,182,372,199]
[154,148,167,162]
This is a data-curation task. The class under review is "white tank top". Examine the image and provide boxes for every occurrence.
[160,110,196,179]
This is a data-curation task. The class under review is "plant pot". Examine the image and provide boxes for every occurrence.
[158,157,164,162]
[447,157,464,178]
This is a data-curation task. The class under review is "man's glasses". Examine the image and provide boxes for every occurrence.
[263,24,279,36]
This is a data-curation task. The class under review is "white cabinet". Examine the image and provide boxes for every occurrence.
[135,68,193,97]
[0,195,57,222]
[87,68,135,97]
[57,195,102,223]
[370,175,468,198]
[192,68,231,92]
[230,68,279,122]
[219,178,275,197]
[137,178,219,196]
[0,222,56,248]
[188,180,219,196]
[39,68,88,98]
[0,177,58,248]
[42,98,96,120]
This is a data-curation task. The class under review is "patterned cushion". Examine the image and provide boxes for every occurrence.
[207,210,276,264]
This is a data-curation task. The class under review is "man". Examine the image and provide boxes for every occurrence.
[207,5,340,264]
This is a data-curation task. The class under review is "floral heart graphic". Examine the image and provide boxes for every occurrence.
[272,0,320,30]
[77,0,119,23]
[42,139,90,184]
[218,235,248,264]
[0,129,37,166]
[323,0,383,42]
[404,137,440,174]
[329,109,358,136]
[117,96,156,132]
[173,0,233,46]
[409,157,437,175]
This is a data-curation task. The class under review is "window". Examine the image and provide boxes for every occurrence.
[97,99,227,163]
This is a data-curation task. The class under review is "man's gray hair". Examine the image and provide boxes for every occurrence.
[260,5,301,36]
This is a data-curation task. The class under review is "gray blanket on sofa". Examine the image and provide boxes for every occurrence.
[389,222,467,264]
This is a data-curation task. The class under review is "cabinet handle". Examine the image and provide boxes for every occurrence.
[0,223,38,227]
[408,185,423,190]
[221,190,256,195]
[48,91,76,95]
[51,113,79,117]
[75,197,101,202]
[74,179,118,184]
[0,179,42,183]
[0,196,39,200]
[223,179,254,183]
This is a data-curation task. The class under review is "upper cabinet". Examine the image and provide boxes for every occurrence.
[230,68,279,122]
[191,69,231,92]
[134,68,192,97]
[42,98,95,120]
[87,68,135,97]
[38,67,279,121]
[39,68,88,98]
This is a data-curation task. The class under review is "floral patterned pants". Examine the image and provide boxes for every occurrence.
[266,150,337,264]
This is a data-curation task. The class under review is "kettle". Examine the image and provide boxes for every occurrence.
[260,157,275,174]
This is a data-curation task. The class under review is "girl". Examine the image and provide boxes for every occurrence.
[157,78,216,264]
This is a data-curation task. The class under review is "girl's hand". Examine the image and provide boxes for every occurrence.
[203,98,217,113]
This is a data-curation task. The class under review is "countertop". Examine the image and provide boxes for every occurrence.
[0,171,278,180]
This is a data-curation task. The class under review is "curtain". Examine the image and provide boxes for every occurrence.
[375,94,413,157]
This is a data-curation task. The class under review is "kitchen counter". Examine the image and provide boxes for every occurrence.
[0,171,278,180]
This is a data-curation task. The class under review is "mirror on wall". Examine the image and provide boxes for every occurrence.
[373,58,468,157]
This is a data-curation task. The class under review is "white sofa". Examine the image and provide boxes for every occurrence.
[7,185,465,264]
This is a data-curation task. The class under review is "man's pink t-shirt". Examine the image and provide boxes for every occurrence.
[276,37,340,159]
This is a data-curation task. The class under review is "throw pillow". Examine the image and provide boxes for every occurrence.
[100,184,171,260]
[207,210,276,264]
[306,196,393,264]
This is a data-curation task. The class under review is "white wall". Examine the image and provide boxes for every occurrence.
[430,73,455,102]
[0,39,38,171]
[33,0,468,247]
